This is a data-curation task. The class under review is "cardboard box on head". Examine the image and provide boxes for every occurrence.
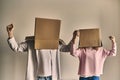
[79,28,102,48]
[34,18,61,49]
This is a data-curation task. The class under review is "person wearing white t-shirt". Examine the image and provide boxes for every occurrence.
[6,24,71,80]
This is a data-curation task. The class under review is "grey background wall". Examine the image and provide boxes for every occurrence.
[0,0,120,80]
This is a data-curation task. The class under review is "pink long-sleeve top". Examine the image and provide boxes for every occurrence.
[70,42,117,77]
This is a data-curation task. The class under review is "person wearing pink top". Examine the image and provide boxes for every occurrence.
[70,30,117,80]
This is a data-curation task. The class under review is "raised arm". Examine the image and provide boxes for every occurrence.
[70,30,81,57]
[6,24,28,52]
[59,30,80,52]
[103,36,117,56]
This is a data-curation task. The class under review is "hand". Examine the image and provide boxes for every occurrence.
[6,24,14,38]
[73,30,80,39]
[109,36,115,43]
[72,30,80,43]
[6,24,14,32]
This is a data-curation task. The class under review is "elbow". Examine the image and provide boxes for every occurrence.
[9,45,21,52]
[112,52,117,56]
[108,51,117,56]
[11,47,19,52]
[112,49,117,56]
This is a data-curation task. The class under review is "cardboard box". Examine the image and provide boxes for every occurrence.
[79,28,101,47]
[34,18,61,49]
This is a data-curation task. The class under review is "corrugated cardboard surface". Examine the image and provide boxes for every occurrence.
[79,28,101,47]
[34,18,61,49]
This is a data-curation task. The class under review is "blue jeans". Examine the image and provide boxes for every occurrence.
[79,76,100,80]
[37,76,52,80]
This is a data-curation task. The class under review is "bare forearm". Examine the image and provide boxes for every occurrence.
[8,32,14,39]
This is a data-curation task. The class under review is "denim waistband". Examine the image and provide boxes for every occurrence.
[37,76,52,78]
